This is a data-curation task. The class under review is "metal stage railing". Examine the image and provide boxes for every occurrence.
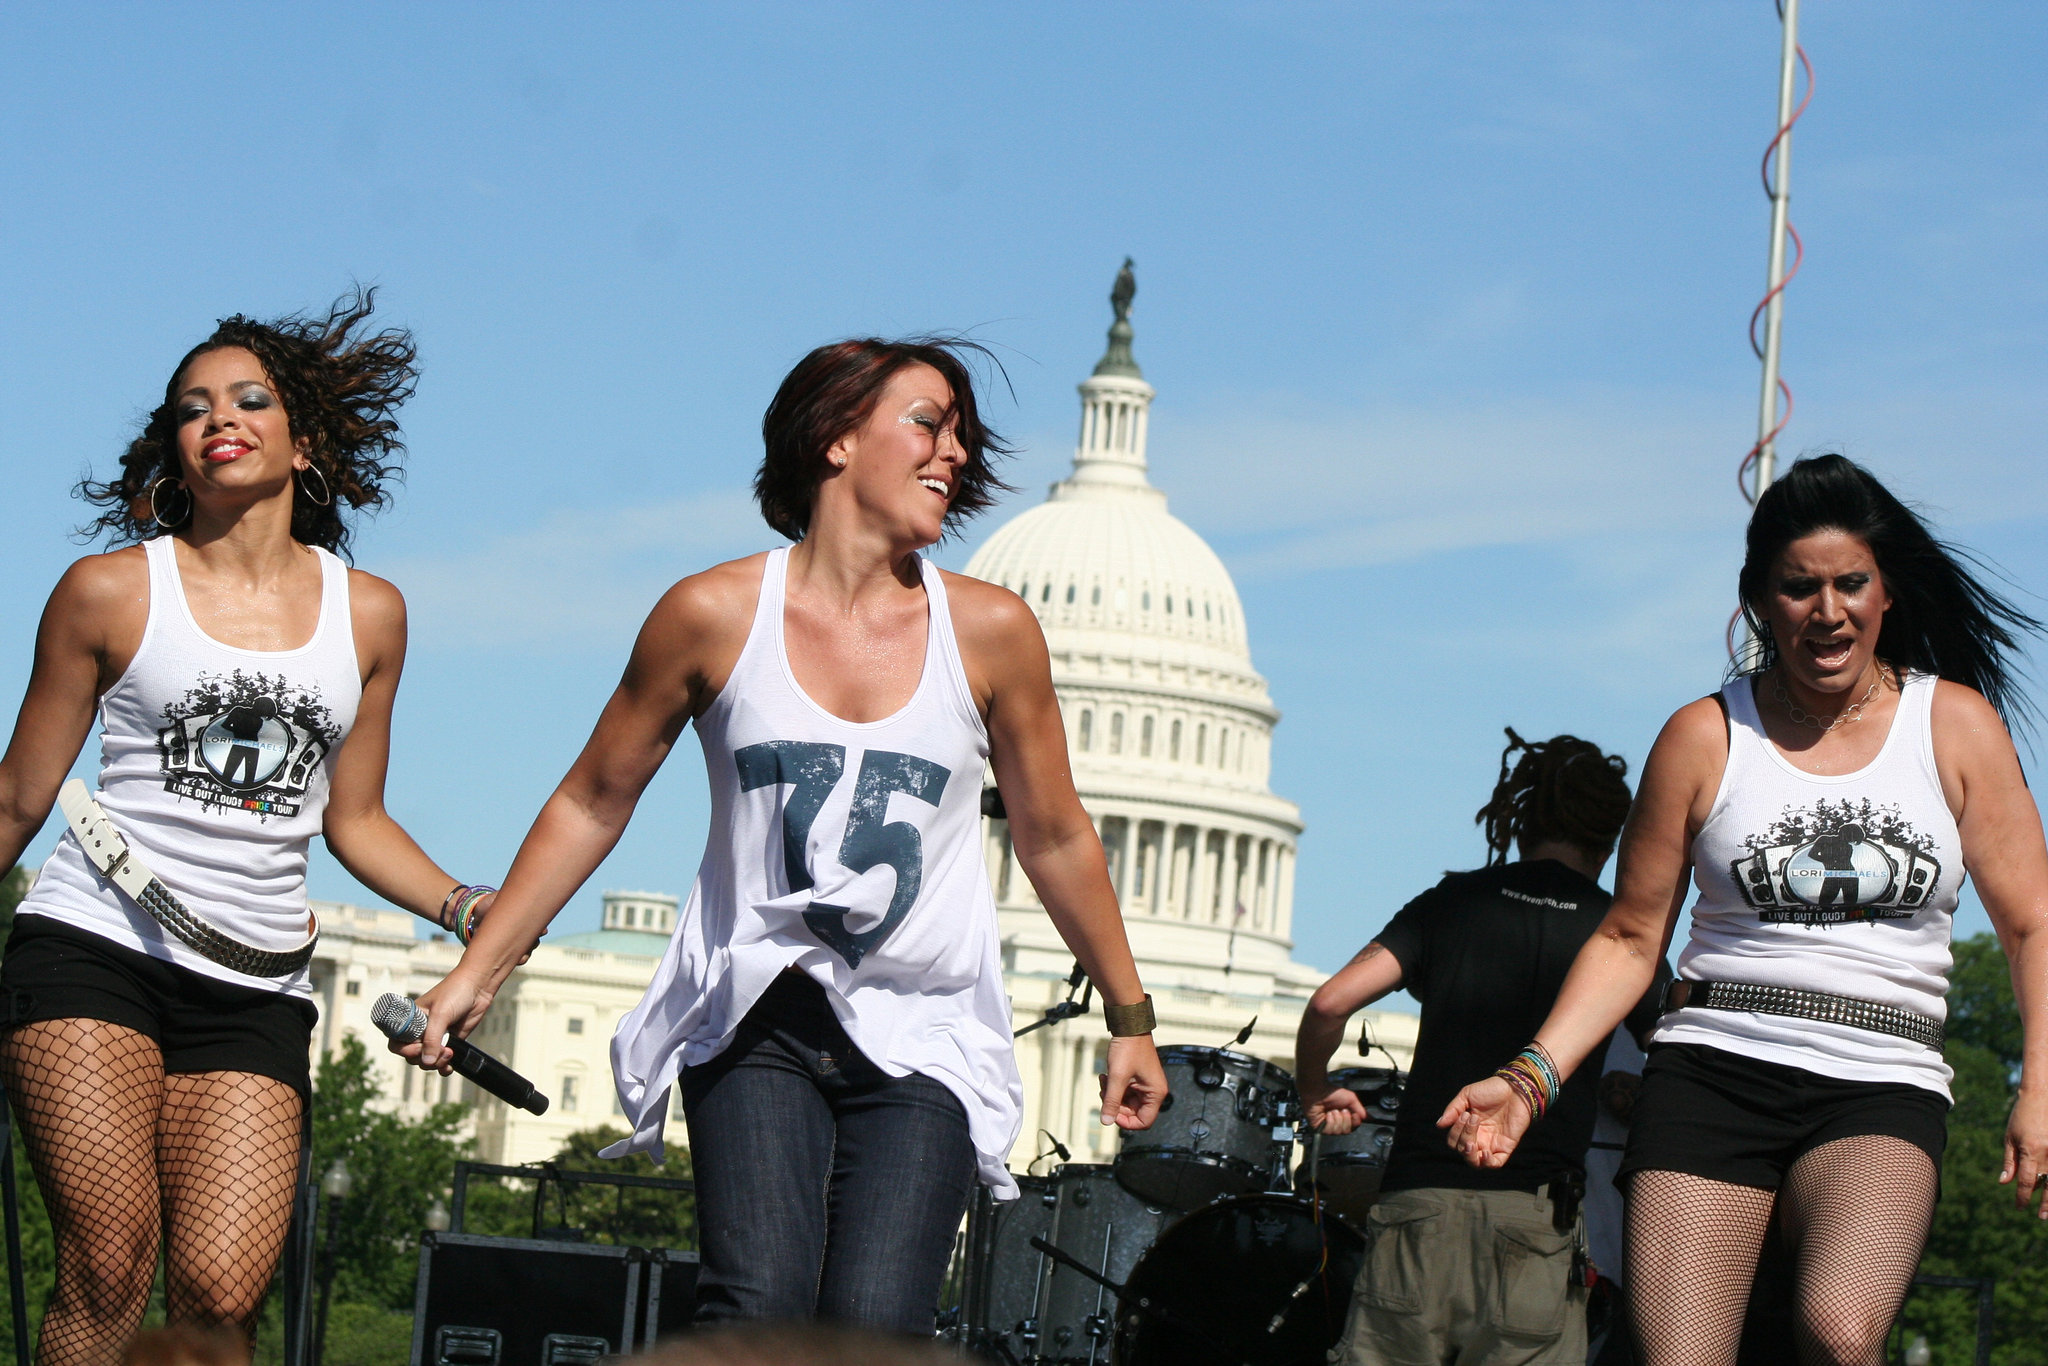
[1896,1274,1996,1366]
[447,1159,697,1242]
[0,1087,29,1366]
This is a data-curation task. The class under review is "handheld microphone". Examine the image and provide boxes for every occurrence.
[372,993,550,1115]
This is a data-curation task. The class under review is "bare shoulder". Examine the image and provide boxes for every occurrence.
[632,554,770,708]
[1659,693,1731,754]
[1929,677,2008,742]
[939,569,1042,657]
[346,567,407,630]
[1640,693,1732,820]
[1929,677,2019,777]
[52,545,149,621]
[342,567,409,683]
[651,552,769,636]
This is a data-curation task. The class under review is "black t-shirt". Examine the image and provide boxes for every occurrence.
[1371,859,1670,1193]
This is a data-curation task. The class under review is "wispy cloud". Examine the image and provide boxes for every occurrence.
[389,489,773,651]
[390,383,2047,665]
[1151,390,1745,578]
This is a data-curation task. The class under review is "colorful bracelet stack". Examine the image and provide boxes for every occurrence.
[1493,1040,1562,1123]
[438,884,496,946]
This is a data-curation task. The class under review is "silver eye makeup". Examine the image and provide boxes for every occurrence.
[176,386,275,423]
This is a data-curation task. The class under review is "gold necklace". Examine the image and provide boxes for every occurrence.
[1772,672,1882,732]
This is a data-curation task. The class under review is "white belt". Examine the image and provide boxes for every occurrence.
[57,779,318,979]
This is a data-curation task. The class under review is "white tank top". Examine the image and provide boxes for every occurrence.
[21,536,361,997]
[1651,672,1960,1096]
[604,548,1024,1195]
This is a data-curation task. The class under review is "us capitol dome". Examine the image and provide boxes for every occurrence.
[966,262,1415,1164]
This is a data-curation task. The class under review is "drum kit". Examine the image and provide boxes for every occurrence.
[952,1045,1406,1366]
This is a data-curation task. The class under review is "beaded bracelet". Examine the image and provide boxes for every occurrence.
[1492,1042,1560,1122]
[448,885,496,946]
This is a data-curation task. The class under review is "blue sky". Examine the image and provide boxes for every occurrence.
[2,4,2043,981]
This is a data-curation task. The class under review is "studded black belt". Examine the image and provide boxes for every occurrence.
[1662,978,1944,1050]
[58,780,318,979]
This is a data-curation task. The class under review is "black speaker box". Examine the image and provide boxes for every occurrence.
[410,1231,642,1365]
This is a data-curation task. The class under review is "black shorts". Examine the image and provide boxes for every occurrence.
[1619,1042,1947,1190]
[0,916,318,1099]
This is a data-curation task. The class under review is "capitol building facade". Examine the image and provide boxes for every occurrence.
[305,266,1415,1168]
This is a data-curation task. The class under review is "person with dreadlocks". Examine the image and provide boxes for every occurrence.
[1443,454,2048,1366]
[1299,729,1671,1366]
[0,290,508,1362]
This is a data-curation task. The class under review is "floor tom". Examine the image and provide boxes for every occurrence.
[961,1164,1171,1364]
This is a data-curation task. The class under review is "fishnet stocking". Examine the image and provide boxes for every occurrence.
[157,1072,303,1333]
[1628,1170,1776,1366]
[1778,1136,1935,1366]
[1625,1138,1938,1366]
[0,1020,302,1365]
[3,1021,165,1366]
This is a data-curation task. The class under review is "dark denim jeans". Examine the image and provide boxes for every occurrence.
[679,972,978,1334]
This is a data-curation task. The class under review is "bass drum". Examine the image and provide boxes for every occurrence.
[1114,1046,1295,1210]
[1114,1195,1364,1366]
[963,1164,1172,1364]
[1295,1067,1403,1225]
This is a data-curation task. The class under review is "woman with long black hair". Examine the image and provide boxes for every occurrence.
[396,337,1167,1334]
[1441,454,2048,1365]
[0,292,498,1362]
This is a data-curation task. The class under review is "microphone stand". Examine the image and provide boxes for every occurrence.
[1025,1237,1204,1338]
[1014,963,1092,1038]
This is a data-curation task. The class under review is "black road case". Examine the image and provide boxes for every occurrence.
[410,1231,641,1365]
[639,1248,702,1350]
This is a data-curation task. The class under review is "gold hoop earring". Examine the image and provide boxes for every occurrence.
[149,476,192,530]
[297,462,333,508]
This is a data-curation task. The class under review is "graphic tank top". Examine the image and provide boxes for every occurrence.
[1651,672,1961,1097]
[22,536,360,997]
[604,548,1024,1195]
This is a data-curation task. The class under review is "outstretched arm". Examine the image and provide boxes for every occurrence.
[399,569,737,1069]
[321,573,477,925]
[1933,682,2048,1216]
[1296,942,1405,1135]
[957,577,1166,1130]
[1440,698,1717,1167]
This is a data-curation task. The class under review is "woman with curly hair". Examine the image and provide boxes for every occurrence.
[396,337,1168,1333]
[1442,454,2048,1365]
[0,290,497,1362]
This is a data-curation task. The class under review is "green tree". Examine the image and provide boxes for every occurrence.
[1897,934,2048,1366]
[0,866,32,952]
[307,1034,471,1310]
[0,1107,54,1354]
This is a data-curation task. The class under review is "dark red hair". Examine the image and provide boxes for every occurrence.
[755,337,1014,541]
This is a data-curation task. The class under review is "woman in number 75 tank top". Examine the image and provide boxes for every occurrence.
[1441,454,2048,1366]
[0,291,517,1362]
[396,337,1169,1333]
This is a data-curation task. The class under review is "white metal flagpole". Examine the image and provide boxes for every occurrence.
[1753,0,1802,497]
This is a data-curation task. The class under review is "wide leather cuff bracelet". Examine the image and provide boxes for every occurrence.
[1103,994,1156,1037]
